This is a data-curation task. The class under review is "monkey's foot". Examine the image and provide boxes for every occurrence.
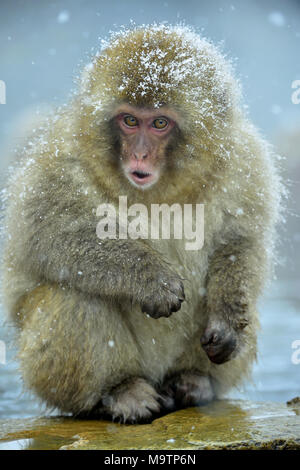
[101,377,161,423]
[160,372,214,410]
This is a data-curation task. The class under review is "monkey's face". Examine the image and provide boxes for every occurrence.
[114,104,178,190]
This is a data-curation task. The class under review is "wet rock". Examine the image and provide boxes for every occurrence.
[0,400,299,450]
[287,396,300,406]
[287,397,300,417]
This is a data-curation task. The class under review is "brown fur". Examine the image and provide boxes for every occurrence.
[1,24,283,422]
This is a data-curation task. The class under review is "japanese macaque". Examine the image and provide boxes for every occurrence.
[2,24,282,423]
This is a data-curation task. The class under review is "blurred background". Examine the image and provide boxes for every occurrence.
[0,0,299,419]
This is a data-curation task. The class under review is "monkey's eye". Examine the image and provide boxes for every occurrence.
[124,115,138,127]
[152,118,168,130]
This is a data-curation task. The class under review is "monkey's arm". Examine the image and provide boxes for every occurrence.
[201,232,267,364]
[205,236,264,328]
[8,166,184,318]
[30,218,184,316]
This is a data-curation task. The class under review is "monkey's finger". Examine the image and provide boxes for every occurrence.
[162,279,185,301]
[170,298,183,313]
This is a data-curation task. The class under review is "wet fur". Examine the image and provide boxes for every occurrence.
[2,25,282,422]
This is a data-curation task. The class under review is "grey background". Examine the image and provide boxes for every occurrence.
[0,0,299,419]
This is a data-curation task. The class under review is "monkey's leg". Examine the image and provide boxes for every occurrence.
[96,377,161,423]
[17,284,161,421]
[160,371,214,410]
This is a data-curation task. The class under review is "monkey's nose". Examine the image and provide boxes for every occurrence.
[134,152,148,160]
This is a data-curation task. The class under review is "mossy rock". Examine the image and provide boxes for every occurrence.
[0,399,300,450]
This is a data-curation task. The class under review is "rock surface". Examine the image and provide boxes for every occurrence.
[0,399,299,450]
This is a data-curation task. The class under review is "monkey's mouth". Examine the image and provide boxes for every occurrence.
[132,170,150,179]
[130,170,154,186]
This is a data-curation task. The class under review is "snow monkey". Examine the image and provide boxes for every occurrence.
[2,24,282,423]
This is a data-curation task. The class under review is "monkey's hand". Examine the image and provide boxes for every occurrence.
[200,296,249,364]
[201,318,238,364]
[140,270,185,319]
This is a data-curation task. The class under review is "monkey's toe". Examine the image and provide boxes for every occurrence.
[201,327,237,364]
[160,372,214,409]
[101,377,161,423]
